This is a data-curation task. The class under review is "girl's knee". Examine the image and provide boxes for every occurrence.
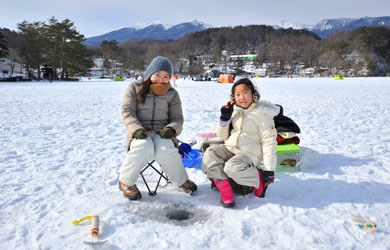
[204,144,223,158]
[224,157,251,176]
[223,164,236,177]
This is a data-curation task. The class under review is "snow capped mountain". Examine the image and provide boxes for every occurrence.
[85,16,389,46]
[188,19,213,29]
[132,21,173,31]
[274,20,313,30]
[313,18,355,31]
[273,16,390,38]
[85,20,211,46]
[310,16,390,38]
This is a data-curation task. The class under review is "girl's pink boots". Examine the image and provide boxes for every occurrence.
[253,169,265,197]
[213,179,235,208]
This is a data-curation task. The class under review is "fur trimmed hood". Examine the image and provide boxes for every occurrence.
[233,100,280,117]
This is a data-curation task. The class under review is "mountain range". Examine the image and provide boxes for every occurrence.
[85,16,390,46]
[85,20,211,47]
[275,16,390,38]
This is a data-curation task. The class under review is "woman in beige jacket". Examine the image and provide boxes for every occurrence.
[119,56,197,200]
[202,78,279,208]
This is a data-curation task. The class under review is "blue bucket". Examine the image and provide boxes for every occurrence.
[182,149,203,169]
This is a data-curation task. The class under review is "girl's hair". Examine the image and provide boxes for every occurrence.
[230,78,260,102]
[135,79,152,104]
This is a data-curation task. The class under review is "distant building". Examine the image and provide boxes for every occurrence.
[92,58,104,70]
[0,58,23,76]
[304,67,315,76]
[229,54,257,61]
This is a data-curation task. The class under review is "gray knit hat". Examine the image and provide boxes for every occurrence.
[144,56,173,80]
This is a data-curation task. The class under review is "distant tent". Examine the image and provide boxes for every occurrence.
[114,75,124,81]
[248,55,257,61]
[217,74,234,83]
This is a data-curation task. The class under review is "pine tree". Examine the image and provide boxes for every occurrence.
[17,21,46,79]
[54,18,93,79]
[44,17,63,79]
[17,17,93,80]
[0,30,9,58]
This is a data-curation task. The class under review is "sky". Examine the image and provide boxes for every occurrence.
[1,0,389,38]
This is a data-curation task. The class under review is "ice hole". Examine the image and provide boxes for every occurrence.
[134,203,209,226]
[166,209,194,221]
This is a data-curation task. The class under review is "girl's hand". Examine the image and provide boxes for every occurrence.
[220,101,235,121]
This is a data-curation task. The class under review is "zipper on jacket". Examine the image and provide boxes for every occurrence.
[151,95,156,130]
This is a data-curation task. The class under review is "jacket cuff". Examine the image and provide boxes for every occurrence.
[218,118,231,127]
[165,123,182,136]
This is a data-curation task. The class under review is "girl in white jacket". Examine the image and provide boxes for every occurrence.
[201,78,279,208]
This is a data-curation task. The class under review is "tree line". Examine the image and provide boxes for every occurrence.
[1,17,93,80]
[320,26,390,75]
[1,18,390,78]
[87,24,390,76]
[0,31,9,58]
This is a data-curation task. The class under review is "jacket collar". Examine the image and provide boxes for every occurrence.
[233,102,256,113]
[233,101,280,116]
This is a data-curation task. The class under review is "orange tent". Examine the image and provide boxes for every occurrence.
[217,74,234,83]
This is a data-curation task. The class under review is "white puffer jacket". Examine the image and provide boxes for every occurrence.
[217,101,280,171]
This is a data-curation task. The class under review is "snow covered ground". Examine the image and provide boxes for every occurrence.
[1,77,389,249]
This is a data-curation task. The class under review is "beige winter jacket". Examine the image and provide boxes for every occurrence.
[217,101,280,171]
[122,82,183,151]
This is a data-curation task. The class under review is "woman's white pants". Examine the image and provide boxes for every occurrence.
[119,133,188,186]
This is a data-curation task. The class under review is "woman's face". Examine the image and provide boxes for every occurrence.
[150,71,170,84]
[233,84,253,109]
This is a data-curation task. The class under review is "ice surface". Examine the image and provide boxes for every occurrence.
[0,77,389,249]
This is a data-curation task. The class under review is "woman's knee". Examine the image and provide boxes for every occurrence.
[129,139,154,156]
[155,140,178,158]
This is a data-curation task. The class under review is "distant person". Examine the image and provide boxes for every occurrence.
[201,78,279,208]
[171,75,178,87]
[119,56,197,200]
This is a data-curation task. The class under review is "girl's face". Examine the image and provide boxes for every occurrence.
[233,84,253,109]
[150,71,170,84]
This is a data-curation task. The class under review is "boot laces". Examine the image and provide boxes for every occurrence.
[181,180,192,188]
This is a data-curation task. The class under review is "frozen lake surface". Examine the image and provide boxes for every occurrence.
[0,77,389,249]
